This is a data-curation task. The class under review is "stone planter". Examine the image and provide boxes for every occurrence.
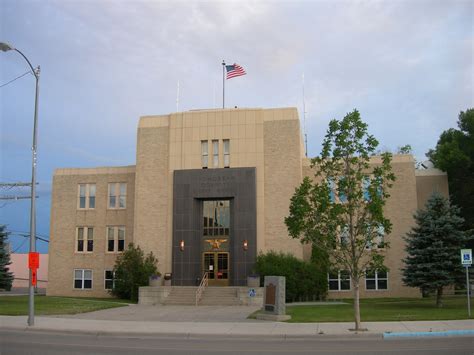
[247,275,260,287]
[149,274,162,287]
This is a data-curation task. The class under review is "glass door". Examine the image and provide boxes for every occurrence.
[203,252,229,286]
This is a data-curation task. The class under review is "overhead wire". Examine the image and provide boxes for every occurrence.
[12,238,28,253]
[0,70,32,88]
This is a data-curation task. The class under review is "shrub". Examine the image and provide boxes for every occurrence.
[254,251,327,302]
[112,243,159,301]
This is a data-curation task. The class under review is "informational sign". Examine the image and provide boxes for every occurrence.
[28,252,40,270]
[461,249,472,266]
[31,269,37,286]
[248,288,256,297]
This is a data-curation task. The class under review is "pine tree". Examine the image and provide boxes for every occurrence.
[402,193,469,307]
[0,225,14,291]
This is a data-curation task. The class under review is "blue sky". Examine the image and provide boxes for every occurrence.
[1,0,473,253]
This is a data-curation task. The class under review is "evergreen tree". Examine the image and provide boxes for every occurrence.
[0,225,14,291]
[402,193,470,307]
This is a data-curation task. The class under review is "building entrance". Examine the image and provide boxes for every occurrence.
[202,252,229,286]
[202,200,230,286]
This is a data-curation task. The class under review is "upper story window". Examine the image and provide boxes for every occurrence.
[77,227,94,253]
[201,140,208,169]
[212,140,219,168]
[108,183,126,209]
[78,184,95,209]
[203,200,230,237]
[223,139,230,168]
[365,224,385,249]
[107,226,125,253]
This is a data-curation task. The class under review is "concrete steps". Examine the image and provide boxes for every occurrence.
[200,287,241,306]
[162,286,241,306]
[162,287,198,305]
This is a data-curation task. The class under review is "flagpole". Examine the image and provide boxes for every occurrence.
[222,60,225,109]
[176,80,180,112]
[302,73,308,157]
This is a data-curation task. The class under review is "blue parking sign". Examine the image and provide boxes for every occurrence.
[461,249,472,266]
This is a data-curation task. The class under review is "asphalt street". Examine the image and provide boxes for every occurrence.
[1,329,473,355]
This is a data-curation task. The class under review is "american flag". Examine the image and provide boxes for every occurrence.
[225,63,246,79]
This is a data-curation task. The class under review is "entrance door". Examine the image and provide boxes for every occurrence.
[203,252,229,286]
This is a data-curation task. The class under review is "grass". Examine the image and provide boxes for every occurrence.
[0,295,131,316]
[251,296,474,322]
[286,296,473,322]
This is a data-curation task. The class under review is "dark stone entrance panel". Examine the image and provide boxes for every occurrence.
[172,168,256,286]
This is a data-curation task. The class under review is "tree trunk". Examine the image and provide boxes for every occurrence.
[353,282,361,330]
[436,286,443,308]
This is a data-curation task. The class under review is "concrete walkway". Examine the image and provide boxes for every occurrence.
[1,304,473,338]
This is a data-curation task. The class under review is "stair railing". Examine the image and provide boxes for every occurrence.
[195,272,209,306]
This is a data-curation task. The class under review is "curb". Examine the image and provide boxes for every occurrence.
[383,329,474,339]
[1,326,383,340]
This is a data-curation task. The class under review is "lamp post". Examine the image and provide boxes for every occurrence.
[0,42,40,326]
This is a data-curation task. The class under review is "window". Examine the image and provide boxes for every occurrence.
[363,176,383,201]
[74,269,92,289]
[203,200,230,237]
[212,140,219,168]
[340,225,349,247]
[327,178,335,202]
[363,176,371,201]
[328,270,351,291]
[108,183,127,209]
[104,270,115,290]
[106,226,125,253]
[201,140,208,168]
[338,177,348,203]
[223,139,230,168]
[78,184,96,209]
[365,224,385,249]
[76,227,93,252]
[365,270,388,290]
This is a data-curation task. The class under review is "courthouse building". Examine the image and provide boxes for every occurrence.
[47,107,448,298]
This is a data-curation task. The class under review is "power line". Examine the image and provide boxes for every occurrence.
[0,70,32,88]
[8,231,49,243]
[12,238,28,253]
[8,230,49,238]
[0,183,32,188]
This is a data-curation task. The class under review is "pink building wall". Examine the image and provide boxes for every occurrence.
[10,253,48,289]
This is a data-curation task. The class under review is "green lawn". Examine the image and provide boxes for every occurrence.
[0,296,131,316]
[249,296,473,322]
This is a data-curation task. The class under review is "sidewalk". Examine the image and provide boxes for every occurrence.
[1,314,473,339]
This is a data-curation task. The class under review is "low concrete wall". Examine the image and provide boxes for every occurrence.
[139,286,172,305]
[237,287,263,306]
[139,286,264,306]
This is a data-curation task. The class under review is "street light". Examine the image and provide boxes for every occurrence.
[1,41,40,326]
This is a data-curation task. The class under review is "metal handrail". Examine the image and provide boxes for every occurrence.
[195,272,209,306]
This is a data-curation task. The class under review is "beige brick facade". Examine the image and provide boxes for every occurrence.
[47,107,447,298]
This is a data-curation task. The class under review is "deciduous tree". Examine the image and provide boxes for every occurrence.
[285,109,395,330]
[427,108,474,234]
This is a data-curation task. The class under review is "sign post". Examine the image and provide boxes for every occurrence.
[461,249,472,317]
